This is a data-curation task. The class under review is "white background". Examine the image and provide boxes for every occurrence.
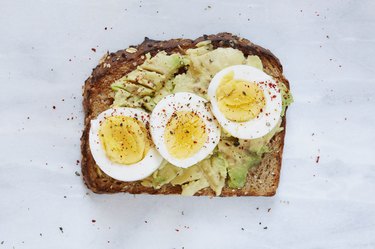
[1,0,375,248]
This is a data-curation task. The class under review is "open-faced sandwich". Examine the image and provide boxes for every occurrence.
[81,33,293,196]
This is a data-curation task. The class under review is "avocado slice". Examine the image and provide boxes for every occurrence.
[140,51,183,78]
[245,55,263,70]
[218,138,262,189]
[126,70,165,90]
[172,73,195,94]
[279,82,293,116]
[141,161,182,189]
[112,89,131,107]
[227,153,261,189]
[199,156,228,196]
[170,164,204,185]
[186,41,213,57]
[189,47,245,80]
[123,82,154,97]
[142,96,156,111]
[181,177,209,196]
[111,80,126,92]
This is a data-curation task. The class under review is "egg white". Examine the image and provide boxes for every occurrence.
[150,92,221,168]
[89,107,163,182]
[208,65,282,139]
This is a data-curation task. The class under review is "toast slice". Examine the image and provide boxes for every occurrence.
[81,32,290,196]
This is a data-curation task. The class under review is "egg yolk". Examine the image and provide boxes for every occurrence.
[216,71,266,122]
[99,116,150,165]
[164,111,208,159]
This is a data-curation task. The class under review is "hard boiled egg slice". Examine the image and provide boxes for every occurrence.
[89,107,163,181]
[208,65,282,139]
[150,92,221,168]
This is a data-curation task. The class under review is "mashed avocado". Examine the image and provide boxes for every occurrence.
[112,41,293,195]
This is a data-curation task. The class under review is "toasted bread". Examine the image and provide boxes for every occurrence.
[81,32,290,196]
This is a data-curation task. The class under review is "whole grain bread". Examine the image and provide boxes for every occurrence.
[81,32,290,196]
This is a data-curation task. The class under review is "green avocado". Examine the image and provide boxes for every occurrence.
[141,161,182,189]
[152,79,175,104]
[245,55,263,70]
[112,89,132,106]
[280,82,293,116]
[226,153,261,188]
[126,69,165,90]
[141,96,156,111]
[189,47,245,79]
[111,80,127,92]
[140,51,183,78]
[172,73,195,93]
[218,138,262,189]
[187,40,213,54]
[199,155,228,196]
[122,82,154,97]
[170,164,204,185]
[181,177,209,196]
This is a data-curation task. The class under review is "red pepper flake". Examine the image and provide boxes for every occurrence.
[91,48,96,52]
[271,95,277,100]
[268,83,276,89]
[175,229,179,232]
[316,156,320,163]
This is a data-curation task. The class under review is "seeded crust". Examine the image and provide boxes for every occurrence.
[81,32,290,196]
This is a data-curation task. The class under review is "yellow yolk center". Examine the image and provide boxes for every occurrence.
[164,111,208,159]
[216,71,266,122]
[99,116,150,165]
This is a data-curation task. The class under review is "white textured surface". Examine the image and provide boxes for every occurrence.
[1,0,375,248]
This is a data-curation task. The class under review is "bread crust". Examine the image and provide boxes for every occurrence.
[81,32,290,196]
